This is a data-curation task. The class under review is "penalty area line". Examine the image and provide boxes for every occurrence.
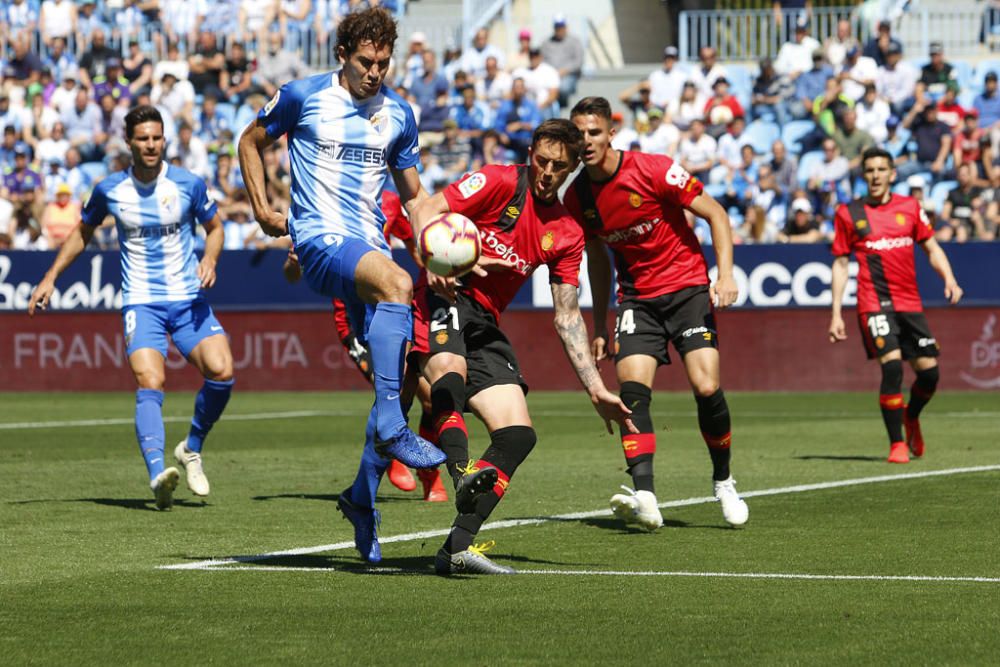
[158,464,1000,572]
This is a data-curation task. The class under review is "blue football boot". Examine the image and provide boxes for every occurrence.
[337,492,382,563]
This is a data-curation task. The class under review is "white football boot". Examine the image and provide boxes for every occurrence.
[174,440,210,497]
[713,476,749,526]
[151,467,180,510]
[609,486,663,531]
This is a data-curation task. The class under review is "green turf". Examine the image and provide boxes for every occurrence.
[1,391,998,665]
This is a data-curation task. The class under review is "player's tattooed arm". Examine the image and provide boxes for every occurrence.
[552,283,638,434]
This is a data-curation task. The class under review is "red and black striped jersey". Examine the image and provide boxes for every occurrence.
[563,151,708,300]
[832,194,934,313]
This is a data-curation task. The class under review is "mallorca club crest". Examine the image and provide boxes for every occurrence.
[895,213,906,226]
[540,230,555,251]
[628,192,642,208]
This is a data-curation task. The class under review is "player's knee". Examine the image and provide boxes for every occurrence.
[691,378,720,398]
[431,372,466,414]
[619,381,653,433]
[880,359,904,393]
[377,266,413,304]
[916,365,939,388]
[483,425,536,474]
[134,368,165,390]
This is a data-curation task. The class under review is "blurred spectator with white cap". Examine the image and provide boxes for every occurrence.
[541,13,583,108]
[780,196,825,243]
[401,31,427,88]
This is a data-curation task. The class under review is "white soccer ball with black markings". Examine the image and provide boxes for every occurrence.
[418,212,481,278]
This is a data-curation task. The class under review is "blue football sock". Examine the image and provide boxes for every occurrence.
[366,301,411,441]
[135,389,165,481]
[346,408,389,509]
[187,378,234,453]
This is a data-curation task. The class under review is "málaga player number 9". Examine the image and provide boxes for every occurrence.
[418,212,481,277]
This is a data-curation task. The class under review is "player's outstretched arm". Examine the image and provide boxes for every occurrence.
[198,212,225,289]
[551,282,637,435]
[585,238,612,362]
[391,165,430,230]
[921,237,964,305]
[686,192,739,308]
[28,222,95,316]
[828,255,849,342]
[238,120,286,237]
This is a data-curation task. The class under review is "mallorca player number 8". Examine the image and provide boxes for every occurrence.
[867,314,890,337]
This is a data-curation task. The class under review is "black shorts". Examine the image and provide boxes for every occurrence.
[857,311,940,360]
[414,290,528,402]
[614,285,718,366]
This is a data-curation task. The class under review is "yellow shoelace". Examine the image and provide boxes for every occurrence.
[457,459,480,475]
[467,540,496,556]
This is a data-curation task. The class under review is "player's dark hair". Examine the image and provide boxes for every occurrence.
[124,104,163,139]
[336,7,398,57]
[570,96,613,122]
[532,118,585,163]
[861,146,894,170]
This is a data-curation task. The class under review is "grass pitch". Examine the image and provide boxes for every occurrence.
[1,390,998,665]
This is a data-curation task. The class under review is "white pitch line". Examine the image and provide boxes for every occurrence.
[158,464,1000,571]
[177,564,1000,583]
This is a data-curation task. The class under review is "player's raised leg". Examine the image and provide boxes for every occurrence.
[905,357,939,458]
[683,346,748,526]
[610,354,663,532]
[435,384,533,575]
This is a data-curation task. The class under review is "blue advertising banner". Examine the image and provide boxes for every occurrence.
[1,243,997,312]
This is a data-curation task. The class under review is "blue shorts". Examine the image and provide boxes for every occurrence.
[122,297,225,358]
[294,233,380,344]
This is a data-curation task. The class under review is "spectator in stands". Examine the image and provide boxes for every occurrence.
[460,27,505,80]
[678,118,717,182]
[838,45,878,102]
[941,162,994,241]
[152,72,195,127]
[900,103,952,180]
[832,108,874,176]
[882,113,908,157]
[222,200,254,250]
[824,18,858,70]
[60,146,87,200]
[188,31,227,101]
[114,0,146,44]
[779,196,824,243]
[451,84,490,143]
[704,77,745,138]
[0,125,25,169]
[751,57,793,125]
[121,37,153,96]
[61,88,103,161]
[25,93,59,147]
[610,111,638,150]
[39,181,79,247]
[153,41,191,86]
[475,55,512,110]
[770,139,798,195]
[508,28,532,72]
[168,121,212,180]
[690,46,727,99]
[863,19,901,68]
[223,41,254,105]
[212,150,241,208]
[240,0,278,45]
[34,120,68,166]
[639,107,679,156]
[195,93,230,153]
[791,49,832,120]
[716,116,748,174]
[936,81,966,129]
[39,0,77,48]
[255,31,310,98]
[648,46,685,111]
[771,0,813,37]
[77,28,117,90]
[41,36,75,84]
[739,203,779,244]
[0,93,26,137]
[430,119,471,181]
[97,92,128,154]
[974,71,1000,130]
[441,44,464,83]
[411,50,449,115]
[875,41,917,116]
[514,48,560,119]
[233,93,266,133]
[2,0,39,41]
[668,80,706,132]
[774,16,821,81]
[417,80,451,139]
[93,58,132,105]
[279,0,313,39]
[3,31,44,88]
[953,108,991,179]
[723,143,760,210]
[807,138,850,213]
[400,31,426,89]
[2,144,43,222]
[74,0,106,48]
[493,77,541,162]
[541,14,584,108]
[618,80,657,126]
[417,144,446,192]
[906,174,938,228]
[9,209,47,250]
[50,67,79,115]
[41,155,66,198]
[916,41,956,104]
[854,83,890,143]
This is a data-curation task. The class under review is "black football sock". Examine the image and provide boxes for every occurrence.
[907,366,939,420]
[619,382,656,493]
[696,389,732,481]
[430,372,470,485]
[879,359,905,444]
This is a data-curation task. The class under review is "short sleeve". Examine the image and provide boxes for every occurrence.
[653,156,704,208]
[913,199,934,243]
[258,81,302,139]
[190,177,217,224]
[388,102,420,171]
[442,165,513,222]
[547,224,584,288]
[80,183,109,227]
[831,204,854,256]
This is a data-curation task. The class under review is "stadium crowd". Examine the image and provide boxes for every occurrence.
[1,2,998,251]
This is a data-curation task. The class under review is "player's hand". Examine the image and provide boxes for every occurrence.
[710,274,739,309]
[590,388,637,435]
[257,210,288,237]
[197,258,217,289]
[283,250,302,283]
[27,277,55,316]
[428,272,458,302]
[470,255,515,278]
[828,314,847,343]
[592,331,609,363]
[945,281,963,305]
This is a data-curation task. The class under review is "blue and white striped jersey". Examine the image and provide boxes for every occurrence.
[82,164,218,306]
[258,72,420,251]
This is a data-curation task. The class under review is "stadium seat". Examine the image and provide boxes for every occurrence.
[744,120,781,154]
[952,61,975,93]
[796,150,824,187]
[78,162,108,185]
[216,103,237,130]
[929,180,957,213]
[781,120,815,155]
[974,59,1000,88]
[703,182,728,200]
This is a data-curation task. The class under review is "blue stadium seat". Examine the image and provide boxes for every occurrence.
[952,61,975,93]
[796,150,824,188]
[781,120,815,155]
[78,162,108,185]
[703,182,728,200]
[744,120,781,155]
[929,180,957,213]
[974,59,1000,88]
[216,103,237,129]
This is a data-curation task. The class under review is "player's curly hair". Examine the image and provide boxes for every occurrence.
[532,119,585,164]
[336,7,398,57]
[569,96,612,122]
[124,104,164,139]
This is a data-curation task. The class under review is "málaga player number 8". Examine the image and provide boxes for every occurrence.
[418,212,482,278]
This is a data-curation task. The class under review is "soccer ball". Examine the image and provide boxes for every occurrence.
[418,212,481,278]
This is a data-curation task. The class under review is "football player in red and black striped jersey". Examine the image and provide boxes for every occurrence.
[829,147,963,463]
